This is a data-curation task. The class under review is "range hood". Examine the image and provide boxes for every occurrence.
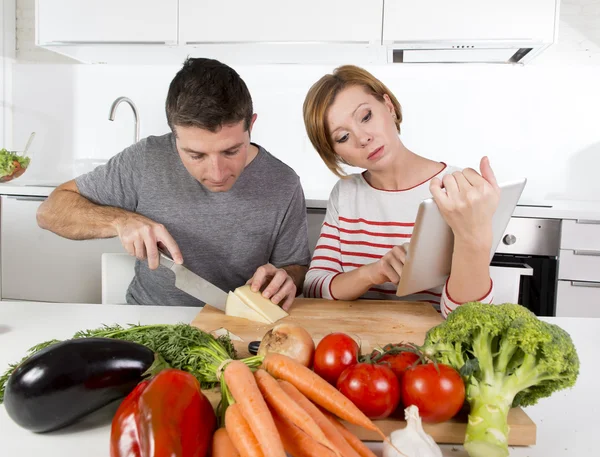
[391,44,539,64]
[383,0,561,64]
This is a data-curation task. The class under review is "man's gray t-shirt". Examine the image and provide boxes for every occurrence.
[76,133,311,306]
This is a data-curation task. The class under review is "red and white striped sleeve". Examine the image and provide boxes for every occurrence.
[303,186,343,299]
[440,277,495,318]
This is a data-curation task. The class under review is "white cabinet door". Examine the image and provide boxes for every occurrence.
[560,219,600,252]
[37,0,178,45]
[1,196,125,303]
[556,280,600,318]
[558,250,600,283]
[179,0,383,44]
[383,0,556,43]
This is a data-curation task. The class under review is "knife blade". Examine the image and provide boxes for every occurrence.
[158,251,228,310]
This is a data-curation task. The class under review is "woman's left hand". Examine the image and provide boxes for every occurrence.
[429,156,501,248]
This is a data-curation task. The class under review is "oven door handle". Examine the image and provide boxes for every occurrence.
[513,263,534,276]
[490,262,534,276]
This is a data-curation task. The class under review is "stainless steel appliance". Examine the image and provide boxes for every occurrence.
[492,217,561,316]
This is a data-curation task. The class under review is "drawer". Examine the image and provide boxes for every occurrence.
[556,280,600,318]
[561,219,600,251]
[558,249,600,282]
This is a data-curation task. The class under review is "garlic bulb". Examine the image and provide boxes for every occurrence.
[383,405,443,457]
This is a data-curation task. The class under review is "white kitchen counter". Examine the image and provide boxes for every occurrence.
[512,199,600,221]
[2,183,599,220]
[0,301,596,457]
[0,183,57,197]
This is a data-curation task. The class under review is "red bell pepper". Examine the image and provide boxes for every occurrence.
[110,379,149,457]
[110,369,216,457]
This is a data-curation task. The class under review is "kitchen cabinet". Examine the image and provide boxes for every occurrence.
[177,0,385,65]
[383,0,556,44]
[35,0,385,64]
[179,0,383,45]
[36,0,178,45]
[1,195,124,303]
[33,0,559,65]
[556,219,600,317]
[556,281,600,318]
[560,219,600,251]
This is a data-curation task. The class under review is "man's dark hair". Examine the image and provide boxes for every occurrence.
[166,58,253,133]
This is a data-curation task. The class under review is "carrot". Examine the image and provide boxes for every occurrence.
[271,408,337,457]
[212,428,241,457]
[224,403,264,457]
[254,369,341,456]
[261,353,386,440]
[278,380,362,457]
[223,361,286,457]
[326,414,379,457]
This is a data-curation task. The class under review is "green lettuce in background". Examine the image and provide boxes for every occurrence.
[0,148,31,178]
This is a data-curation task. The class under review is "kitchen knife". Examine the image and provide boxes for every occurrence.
[158,250,227,310]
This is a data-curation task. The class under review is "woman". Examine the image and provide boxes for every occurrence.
[302,65,499,317]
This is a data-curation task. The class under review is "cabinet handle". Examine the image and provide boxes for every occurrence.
[576,219,600,225]
[7,196,47,202]
[573,250,600,257]
[184,40,371,45]
[571,281,600,288]
[41,41,168,45]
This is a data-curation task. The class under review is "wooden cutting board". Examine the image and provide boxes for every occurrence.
[191,298,536,446]
[192,298,445,356]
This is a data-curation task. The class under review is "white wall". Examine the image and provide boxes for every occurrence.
[9,0,600,202]
[1,0,16,150]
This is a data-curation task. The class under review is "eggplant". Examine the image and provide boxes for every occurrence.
[4,337,156,433]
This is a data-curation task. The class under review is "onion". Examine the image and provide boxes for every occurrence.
[257,323,315,367]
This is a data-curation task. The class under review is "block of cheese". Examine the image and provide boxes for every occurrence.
[210,327,243,342]
[225,291,271,324]
[225,285,289,323]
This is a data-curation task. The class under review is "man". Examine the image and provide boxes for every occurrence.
[37,58,310,309]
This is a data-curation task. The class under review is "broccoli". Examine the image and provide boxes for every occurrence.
[421,302,579,457]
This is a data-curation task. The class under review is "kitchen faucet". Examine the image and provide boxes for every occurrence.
[108,96,140,144]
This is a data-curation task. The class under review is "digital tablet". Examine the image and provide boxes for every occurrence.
[396,178,527,297]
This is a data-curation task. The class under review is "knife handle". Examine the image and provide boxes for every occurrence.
[158,251,175,269]
[248,341,261,355]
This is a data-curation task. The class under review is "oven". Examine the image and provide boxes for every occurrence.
[492,217,561,317]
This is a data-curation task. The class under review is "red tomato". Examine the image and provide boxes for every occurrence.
[401,363,465,423]
[313,333,359,385]
[373,345,421,383]
[337,363,401,419]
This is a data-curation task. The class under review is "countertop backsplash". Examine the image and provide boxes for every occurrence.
[10,62,600,203]
[5,56,600,203]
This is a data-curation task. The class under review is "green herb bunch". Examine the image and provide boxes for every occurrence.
[0,323,262,403]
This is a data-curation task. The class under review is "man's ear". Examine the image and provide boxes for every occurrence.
[248,113,258,136]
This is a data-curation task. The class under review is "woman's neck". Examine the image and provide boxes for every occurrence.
[364,142,444,191]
